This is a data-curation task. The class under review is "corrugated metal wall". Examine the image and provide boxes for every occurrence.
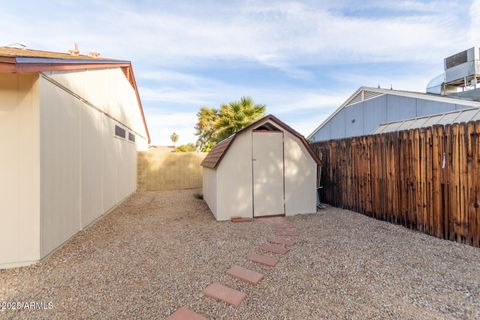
[311,94,475,142]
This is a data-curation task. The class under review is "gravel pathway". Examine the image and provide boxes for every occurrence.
[1,189,479,319]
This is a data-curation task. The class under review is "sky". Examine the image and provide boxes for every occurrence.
[1,0,479,145]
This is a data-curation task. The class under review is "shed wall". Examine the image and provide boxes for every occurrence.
[202,167,218,219]
[204,118,317,221]
[216,132,253,221]
[284,131,317,215]
[0,73,41,268]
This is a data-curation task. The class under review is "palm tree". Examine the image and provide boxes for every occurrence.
[214,97,266,141]
[170,132,179,150]
[194,107,218,152]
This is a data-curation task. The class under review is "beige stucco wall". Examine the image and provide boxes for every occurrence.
[38,69,144,258]
[138,151,206,191]
[204,118,317,221]
[202,167,218,219]
[42,68,148,145]
[0,73,41,268]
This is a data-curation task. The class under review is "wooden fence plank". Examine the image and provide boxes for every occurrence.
[313,120,479,248]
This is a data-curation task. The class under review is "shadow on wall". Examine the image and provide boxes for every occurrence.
[138,151,207,191]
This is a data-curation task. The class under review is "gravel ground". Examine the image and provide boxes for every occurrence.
[1,189,479,319]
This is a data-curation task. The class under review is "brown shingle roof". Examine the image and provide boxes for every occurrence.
[201,114,321,169]
[201,137,234,169]
[0,47,118,61]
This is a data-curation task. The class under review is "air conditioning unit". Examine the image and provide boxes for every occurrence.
[444,47,480,85]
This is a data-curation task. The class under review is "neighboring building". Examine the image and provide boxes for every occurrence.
[0,47,150,269]
[308,86,480,142]
[374,107,480,134]
[201,115,321,221]
[309,47,480,142]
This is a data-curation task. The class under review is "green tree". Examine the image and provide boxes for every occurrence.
[175,143,197,152]
[194,107,218,152]
[170,132,179,149]
[214,97,266,141]
[195,97,266,151]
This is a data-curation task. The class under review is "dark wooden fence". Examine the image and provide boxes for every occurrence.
[313,121,480,247]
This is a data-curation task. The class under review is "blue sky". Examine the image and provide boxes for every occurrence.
[1,0,479,145]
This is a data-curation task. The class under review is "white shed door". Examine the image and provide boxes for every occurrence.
[252,131,285,216]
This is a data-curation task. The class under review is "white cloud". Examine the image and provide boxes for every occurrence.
[0,0,475,145]
[470,0,480,45]
[140,87,217,105]
[0,1,471,73]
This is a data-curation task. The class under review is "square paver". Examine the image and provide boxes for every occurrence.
[268,237,296,247]
[203,282,247,307]
[259,243,289,255]
[227,265,264,284]
[276,230,300,237]
[246,253,279,267]
[166,307,207,320]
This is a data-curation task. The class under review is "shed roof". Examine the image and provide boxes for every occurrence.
[0,46,150,143]
[374,107,480,134]
[201,114,321,169]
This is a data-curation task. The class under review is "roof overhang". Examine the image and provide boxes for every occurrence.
[0,58,150,144]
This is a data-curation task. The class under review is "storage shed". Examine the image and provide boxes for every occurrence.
[201,115,321,221]
[0,47,150,269]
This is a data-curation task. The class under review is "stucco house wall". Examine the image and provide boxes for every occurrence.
[0,67,148,269]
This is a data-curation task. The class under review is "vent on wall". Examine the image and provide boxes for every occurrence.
[346,90,383,107]
[115,125,126,139]
[364,90,382,100]
[349,91,363,105]
[445,50,468,69]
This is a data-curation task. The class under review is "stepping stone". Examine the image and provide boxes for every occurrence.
[276,230,300,237]
[227,265,264,284]
[166,307,207,320]
[203,282,247,307]
[246,253,278,267]
[259,243,289,255]
[231,216,253,223]
[269,237,296,247]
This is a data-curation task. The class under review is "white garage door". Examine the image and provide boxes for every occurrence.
[252,131,285,217]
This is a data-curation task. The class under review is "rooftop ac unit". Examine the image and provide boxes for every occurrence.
[444,47,480,85]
